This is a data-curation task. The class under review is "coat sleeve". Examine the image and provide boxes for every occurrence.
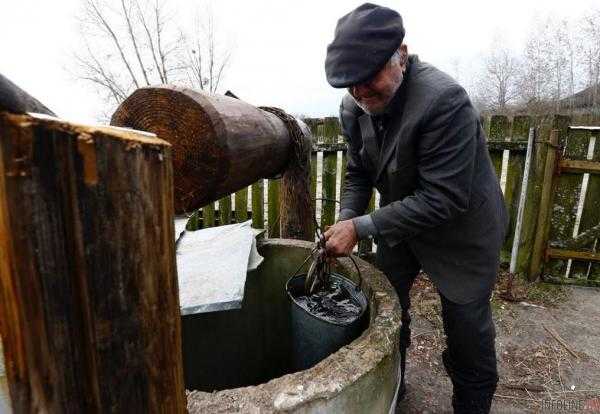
[370,86,478,247]
[338,97,373,220]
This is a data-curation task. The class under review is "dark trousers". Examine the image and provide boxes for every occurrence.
[378,245,498,413]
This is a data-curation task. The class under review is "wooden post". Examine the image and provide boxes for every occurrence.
[529,129,560,281]
[0,112,185,412]
[279,120,313,241]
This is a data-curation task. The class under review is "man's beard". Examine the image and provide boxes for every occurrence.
[354,71,404,116]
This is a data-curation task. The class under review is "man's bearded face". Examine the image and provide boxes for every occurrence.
[348,52,405,115]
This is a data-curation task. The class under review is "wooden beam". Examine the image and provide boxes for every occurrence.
[551,222,600,250]
[0,73,55,116]
[546,248,600,263]
[559,159,600,175]
[529,130,560,281]
[111,86,292,214]
[0,112,185,413]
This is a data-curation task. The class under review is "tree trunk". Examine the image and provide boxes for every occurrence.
[0,73,55,115]
[0,112,185,413]
[111,86,292,214]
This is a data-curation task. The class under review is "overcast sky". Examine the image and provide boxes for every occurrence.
[1,0,597,123]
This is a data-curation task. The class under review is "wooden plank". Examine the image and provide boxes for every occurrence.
[502,116,530,263]
[251,180,264,229]
[186,210,200,231]
[529,130,560,280]
[305,119,320,238]
[559,159,600,174]
[489,115,510,261]
[546,121,587,278]
[268,179,280,237]
[321,117,339,228]
[219,195,232,226]
[542,274,600,288]
[546,248,600,263]
[203,202,216,228]
[488,115,508,182]
[571,132,600,279]
[486,141,528,152]
[569,126,600,131]
[311,139,528,153]
[312,142,347,153]
[0,113,185,412]
[235,186,248,223]
[515,127,547,275]
[358,190,376,256]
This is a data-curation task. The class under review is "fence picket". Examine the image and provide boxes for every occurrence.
[489,116,509,182]
[203,203,216,228]
[235,186,248,223]
[219,195,232,226]
[251,180,264,229]
[268,179,280,237]
[321,117,339,229]
[503,116,530,262]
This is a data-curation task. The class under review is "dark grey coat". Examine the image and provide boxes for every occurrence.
[339,55,508,304]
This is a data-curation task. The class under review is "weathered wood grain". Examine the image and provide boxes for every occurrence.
[0,112,185,413]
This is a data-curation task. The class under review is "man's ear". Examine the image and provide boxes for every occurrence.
[400,44,408,66]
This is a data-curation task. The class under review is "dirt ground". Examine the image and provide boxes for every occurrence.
[395,270,600,413]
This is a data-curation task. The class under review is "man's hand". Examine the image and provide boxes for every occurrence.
[324,220,358,257]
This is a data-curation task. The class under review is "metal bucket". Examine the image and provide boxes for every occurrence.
[286,273,368,371]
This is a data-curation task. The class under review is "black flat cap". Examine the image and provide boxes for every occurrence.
[325,3,405,88]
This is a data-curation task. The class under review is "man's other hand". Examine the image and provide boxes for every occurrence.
[324,220,358,257]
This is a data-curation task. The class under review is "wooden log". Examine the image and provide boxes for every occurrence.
[0,112,185,412]
[529,130,560,281]
[111,86,292,214]
[0,73,55,115]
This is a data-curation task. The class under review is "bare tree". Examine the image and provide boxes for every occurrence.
[578,7,600,108]
[519,17,555,114]
[72,0,232,119]
[181,6,231,93]
[474,35,521,113]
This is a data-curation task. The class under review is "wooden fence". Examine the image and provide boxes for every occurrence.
[186,114,600,285]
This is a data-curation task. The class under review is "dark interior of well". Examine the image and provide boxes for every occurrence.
[181,243,369,392]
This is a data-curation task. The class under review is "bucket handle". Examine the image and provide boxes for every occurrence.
[288,246,364,293]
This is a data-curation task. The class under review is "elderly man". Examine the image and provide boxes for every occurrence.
[323,3,508,413]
